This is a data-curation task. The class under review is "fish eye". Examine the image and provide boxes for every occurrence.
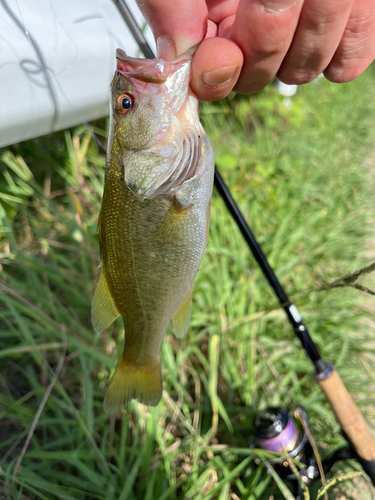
[117,94,133,114]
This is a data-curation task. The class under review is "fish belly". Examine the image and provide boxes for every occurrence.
[104,179,207,360]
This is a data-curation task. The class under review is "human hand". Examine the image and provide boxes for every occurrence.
[136,0,375,101]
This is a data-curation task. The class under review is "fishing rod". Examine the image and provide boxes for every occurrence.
[113,0,375,485]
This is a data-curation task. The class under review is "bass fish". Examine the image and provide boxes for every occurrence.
[92,48,215,412]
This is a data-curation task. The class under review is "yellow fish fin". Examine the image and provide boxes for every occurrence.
[103,356,162,412]
[154,202,193,246]
[172,287,193,338]
[91,271,120,334]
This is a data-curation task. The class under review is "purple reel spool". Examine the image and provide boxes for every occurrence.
[254,407,299,453]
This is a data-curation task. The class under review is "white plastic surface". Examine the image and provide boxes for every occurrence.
[0,0,155,147]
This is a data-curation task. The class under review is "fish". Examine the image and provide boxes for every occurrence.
[91,47,215,413]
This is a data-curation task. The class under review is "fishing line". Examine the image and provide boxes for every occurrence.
[0,0,59,130]
[1,0,112,152]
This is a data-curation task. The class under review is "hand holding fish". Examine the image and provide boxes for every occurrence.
[92,48,214,412]
[137,0,375,99]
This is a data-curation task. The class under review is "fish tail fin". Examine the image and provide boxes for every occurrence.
[103,356,162,413]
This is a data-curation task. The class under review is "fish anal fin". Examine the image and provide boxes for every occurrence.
[103,356,162,412]
[172,288,193,339]
[91,271,120,334]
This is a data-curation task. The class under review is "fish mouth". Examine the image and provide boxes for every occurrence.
[116,48,196,84]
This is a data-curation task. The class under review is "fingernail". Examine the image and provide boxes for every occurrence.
[261,0,297,13]
[156,35,176,61]
[202,65,238,88]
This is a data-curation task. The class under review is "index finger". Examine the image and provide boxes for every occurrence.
[136,0,208,59]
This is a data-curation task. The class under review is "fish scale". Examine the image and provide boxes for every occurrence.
[91,48,215,412]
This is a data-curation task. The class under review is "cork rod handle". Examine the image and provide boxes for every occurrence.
[317,367,375,461]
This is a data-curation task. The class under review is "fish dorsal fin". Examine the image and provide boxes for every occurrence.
[91,271,120,334]
[172,288,193,338]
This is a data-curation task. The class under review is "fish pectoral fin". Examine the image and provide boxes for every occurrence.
[172,288,193,338]
[154,202,193,246]
[91,271,120,334]
[103,357,162,412]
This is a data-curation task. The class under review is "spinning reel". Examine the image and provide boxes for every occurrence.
[254,406,375,497]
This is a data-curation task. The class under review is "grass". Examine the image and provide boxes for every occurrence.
[1,65,375,500]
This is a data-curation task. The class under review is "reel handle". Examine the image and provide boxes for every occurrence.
[315,364,375,477]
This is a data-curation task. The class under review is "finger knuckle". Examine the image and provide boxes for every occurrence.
[278,71,318,85]
[278,58,322,84]
[252,45,283,61]
[324,62,364,83]
[302,4,347,34]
